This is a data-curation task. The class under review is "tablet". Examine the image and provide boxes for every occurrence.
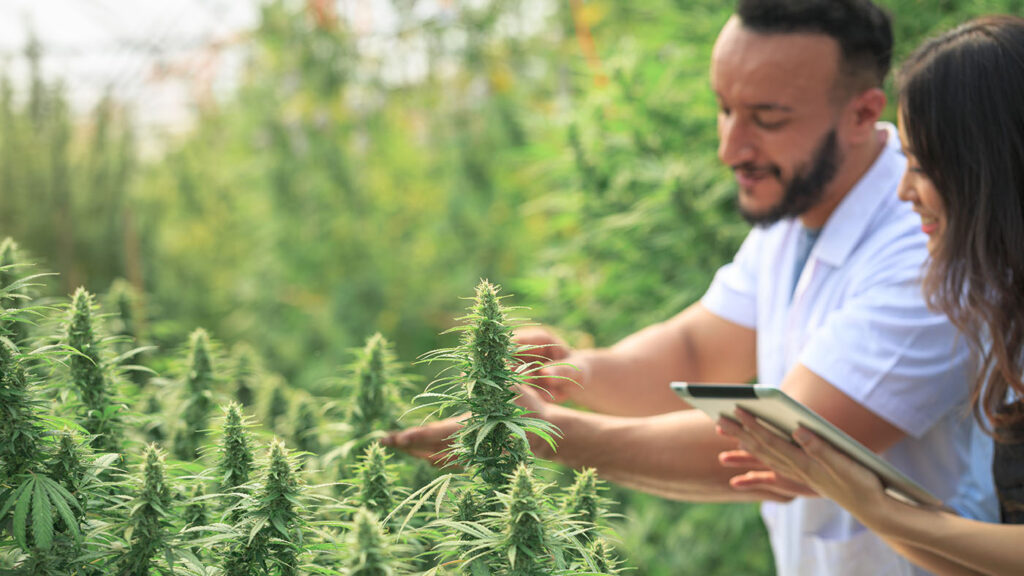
[671,382,948,509]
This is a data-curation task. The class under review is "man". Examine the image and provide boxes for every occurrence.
[386,1,997,574]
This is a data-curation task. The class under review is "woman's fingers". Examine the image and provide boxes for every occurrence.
[792,427,883,492]
[731,409,818,477]
[717,449,770,469]
[728,470,818,500]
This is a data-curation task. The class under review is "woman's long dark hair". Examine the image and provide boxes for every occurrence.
[898,15,1024,437]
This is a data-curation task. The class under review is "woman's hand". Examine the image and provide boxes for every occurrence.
[716,408,889,523]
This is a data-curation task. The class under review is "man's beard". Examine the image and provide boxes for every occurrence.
[736,128,841,227]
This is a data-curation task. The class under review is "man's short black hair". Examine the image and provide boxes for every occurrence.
[736,0,893,92]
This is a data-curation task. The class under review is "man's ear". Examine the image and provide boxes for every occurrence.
[845,87,887,144]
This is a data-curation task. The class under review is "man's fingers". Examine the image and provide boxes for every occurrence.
[513,327,569,362]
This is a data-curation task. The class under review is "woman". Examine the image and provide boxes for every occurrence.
[718,15,1024,576]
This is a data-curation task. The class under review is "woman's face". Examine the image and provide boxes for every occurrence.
[897,109,947,254]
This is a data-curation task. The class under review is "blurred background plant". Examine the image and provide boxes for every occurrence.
[2,1,1020,573]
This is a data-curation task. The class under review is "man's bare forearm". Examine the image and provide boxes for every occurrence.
[543,403,778,502]
[566,305,757,417]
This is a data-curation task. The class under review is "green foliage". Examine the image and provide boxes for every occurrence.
[0,46,135,297]
[230,344,257,407]
[561,467,609,565]
[346,508,397,576]
[222,439,303,576]
[217,403,255,523]
[0,474,81,555]
[117,443,173,576]
[65,287,123,453]
[350,333,406,440]
[417,280,558,491]
[182,483,208,557]
[46,431,91,526]
[0,238,29,345]
[579,538,621,575]
[172,328,216,461]
[288,393,321,455]
[500,465,555,576]
[354,443,396,522]
[261,375,291,435]
[106,278,149,388]
[0,337,43,478]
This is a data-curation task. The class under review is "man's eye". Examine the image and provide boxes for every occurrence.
[753,115,788,130]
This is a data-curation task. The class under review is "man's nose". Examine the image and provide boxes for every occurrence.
[718,116,756,167]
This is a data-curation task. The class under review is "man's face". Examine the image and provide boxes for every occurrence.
[710,17,846,225]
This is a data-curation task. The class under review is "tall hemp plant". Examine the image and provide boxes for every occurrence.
[0,336,89,576]
[397,281,611,575]
[349,333,405,441]
[106,278,149,388]
[0,237,30,345]
[115,443,174,576]
[65,287,123,454]
[416,280,558,491]
[345,508,402,576]
[172,328,216,461]
[334,332,410,480]
[222,439,304,576]
[217,402,255,523]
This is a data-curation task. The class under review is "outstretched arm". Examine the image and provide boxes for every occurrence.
[531,302,758,417]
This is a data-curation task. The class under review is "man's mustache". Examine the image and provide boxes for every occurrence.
[732,163,782,180]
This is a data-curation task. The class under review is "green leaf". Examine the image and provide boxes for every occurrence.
[248,515,269,545]
[474,420,500,452]
[42,479,80,540]
[270,513,291,538]
[470,559,492,576]
[0,482,29,519]
[12,477,34,549]
[32,476,54,550]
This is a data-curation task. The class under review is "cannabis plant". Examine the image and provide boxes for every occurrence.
[0,237,29,344]
[0,472,85,575]
[561,467,611,563]
[345,508,400,576]
[500,464,556,575]
[261,375,290,434]
[116,443,173,576]
[438,464,602,576]
[417,280,558,490]
[353,442,395,521]
[222,439,304,576]
[106,278,149,388]
[182,483,208,558]
[349,333,405,440]
[65,287,123,453]
[172,328,216,461]
[217,403,254,523]
[579,538,622,575]
[46,431,91,526]
[230,343,257,407]
[0,337,44,478]
[288,393,321,455]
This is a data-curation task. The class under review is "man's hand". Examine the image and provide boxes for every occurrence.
[514,326,583,404]
[381,413,468,466]
[382,386,559,465]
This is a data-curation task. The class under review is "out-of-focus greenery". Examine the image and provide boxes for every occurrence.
[2,1,1022,574]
